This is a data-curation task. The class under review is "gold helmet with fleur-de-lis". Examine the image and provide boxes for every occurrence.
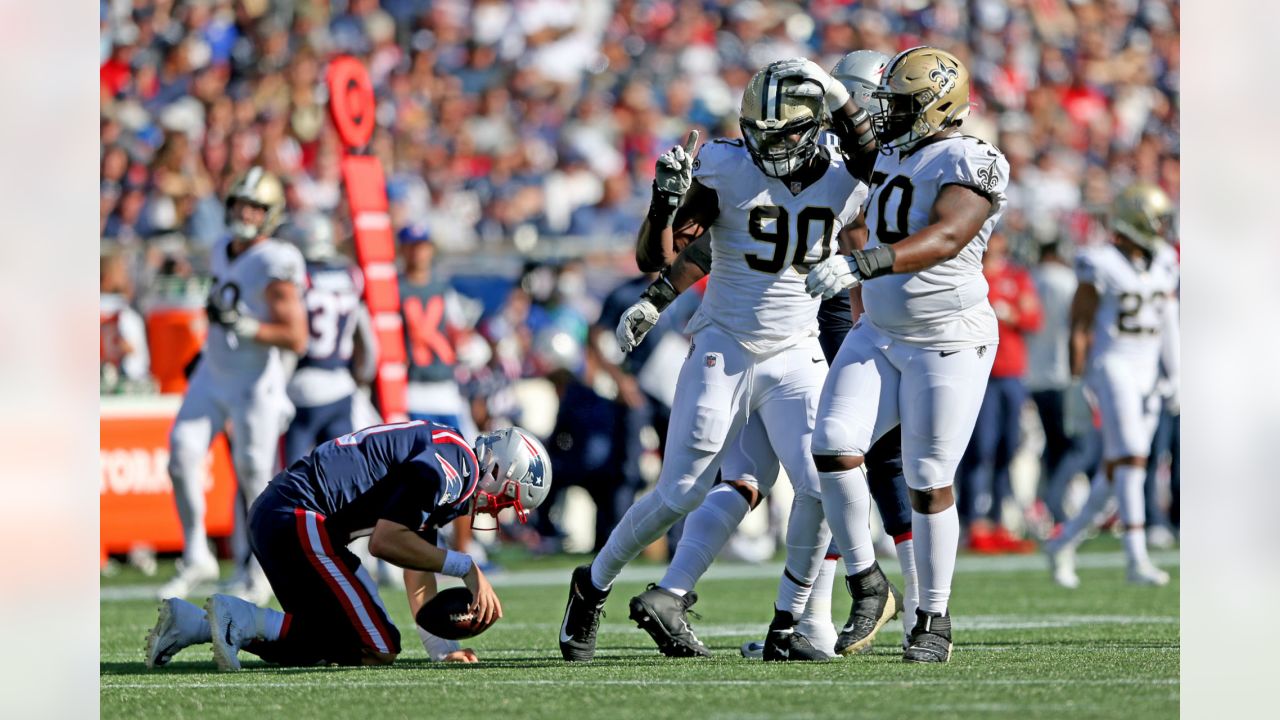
[1111,183,1176,252]
[871,46,972,153]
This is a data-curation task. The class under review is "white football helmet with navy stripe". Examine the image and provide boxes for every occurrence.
[472,426,552,523]
[740,60,825,178]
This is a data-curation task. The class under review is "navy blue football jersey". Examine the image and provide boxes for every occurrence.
[299,260,364,371]
[270,420,479,543]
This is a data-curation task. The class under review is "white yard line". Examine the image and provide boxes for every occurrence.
[102,677,1178,691]
[100,550,1178,602]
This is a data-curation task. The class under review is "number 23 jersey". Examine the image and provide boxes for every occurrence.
[1076,242,1178,377]
[687,139,866,355]
[861,135,1011,349]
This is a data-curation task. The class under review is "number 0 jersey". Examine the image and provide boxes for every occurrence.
[1076,242,1179,378]
[860,135,1011,349]
[205,236,306,378]
[687,139,866,355]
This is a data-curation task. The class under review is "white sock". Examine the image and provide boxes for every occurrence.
[661,484,750,595]
[774,493,831,616]
[818,465,875,574]
[591,491,684,591]
[894,535,919,637]
[912,505,959,614]
[1055,473,1113,550]
[796,556,838,656]
[1114,465,1151,566]
[256,607,287,642]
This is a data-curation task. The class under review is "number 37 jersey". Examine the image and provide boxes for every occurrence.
[861,135,1011,349]
[1076,243,1178,376]
[687,139,866,355]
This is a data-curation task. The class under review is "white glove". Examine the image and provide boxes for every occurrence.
[804,256,862,300]
[616,299,661,353]
[654,130,700,206]
[771,58,851,111]
[1063,379,1095,438]
[417,625,461,662]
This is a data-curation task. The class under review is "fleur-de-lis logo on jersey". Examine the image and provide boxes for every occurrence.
[976,156,1000,192]
[929,57,958,92]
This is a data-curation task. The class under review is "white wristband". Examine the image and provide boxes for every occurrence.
[440,550,473,578]
[417,625,461,661]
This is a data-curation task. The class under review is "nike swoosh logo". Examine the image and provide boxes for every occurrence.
[811,357,824,363]
[777,648,789,658]
[940,350,960,357]
[559,590,577,643]
[224,621,234,647]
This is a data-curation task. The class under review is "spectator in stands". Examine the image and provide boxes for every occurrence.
[1027,236,1101,531]
[100,246,151,392]
[960,232,1042,553]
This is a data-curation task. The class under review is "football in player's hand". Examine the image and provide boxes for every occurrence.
[416,587,493,640]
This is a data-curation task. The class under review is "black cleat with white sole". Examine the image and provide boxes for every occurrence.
[902,608,952,663]
[834,561,902,656]
[762,609,829,662]
[559,564,610,662]
[628,584,711,658]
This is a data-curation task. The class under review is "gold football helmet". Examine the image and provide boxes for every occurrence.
[871,46,972,153]
[740,61,825,178]
[225,166,285,240]
[1111,183,1176,252]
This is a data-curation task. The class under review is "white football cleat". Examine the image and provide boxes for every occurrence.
[1126,562,1170,587]
[206,593,259,671]
[144,598,208,669]
[1044,540,1080,589]
[739,640,764,660]
[158,555,220,600]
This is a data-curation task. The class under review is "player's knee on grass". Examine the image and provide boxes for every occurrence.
[361,649,398,666]
[909,486,955,514]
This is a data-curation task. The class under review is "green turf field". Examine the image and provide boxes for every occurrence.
[101,544,1178,719]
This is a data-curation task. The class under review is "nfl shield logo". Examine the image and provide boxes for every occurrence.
[705,354,717,368]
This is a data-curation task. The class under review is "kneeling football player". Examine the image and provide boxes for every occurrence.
[144,421,551,671]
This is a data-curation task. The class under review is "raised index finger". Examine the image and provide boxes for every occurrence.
[683,129,700,157]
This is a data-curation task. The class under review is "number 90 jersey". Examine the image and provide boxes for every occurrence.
[686,139,866,355]
[1076,243,1179,376]
[861,136,1010,349]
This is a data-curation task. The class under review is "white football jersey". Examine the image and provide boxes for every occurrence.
[686,139,866,355]
[860,135,1011,349]
[1076,242,1179,379]
[204,236,306,377]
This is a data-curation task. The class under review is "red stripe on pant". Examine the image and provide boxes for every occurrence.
[294,508,386,653]
[311,514,397,652]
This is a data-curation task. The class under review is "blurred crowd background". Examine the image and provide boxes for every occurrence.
[100,0,1180,560]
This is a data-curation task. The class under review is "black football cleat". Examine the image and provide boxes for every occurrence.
[763,628,831,662]
[902,608,952,663]
[762,609,830,662]
[559,564,609,662]
[628,584,711,658]
[834,562,902,656]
